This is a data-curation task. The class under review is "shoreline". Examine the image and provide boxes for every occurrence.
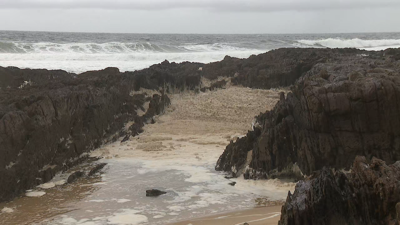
[170,205,283,225]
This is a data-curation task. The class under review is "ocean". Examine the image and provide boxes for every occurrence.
[0,31,400,73]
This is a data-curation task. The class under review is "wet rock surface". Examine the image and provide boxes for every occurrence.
[67,171,84,184]
[279,156,400,225]
[216,48,400,179]
[87,163,108,176]
[146,189,167,197]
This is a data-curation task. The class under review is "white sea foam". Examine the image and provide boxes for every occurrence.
[107,209,148,225]
[116,199,132,203]
[0,41,263,73]
[37,182,56,189]
[25,191,46,197]
[88,199,106,203]
[297,38,400,50]
[55,180,66,186]
[1,207,14,213]
[0,50,263,74]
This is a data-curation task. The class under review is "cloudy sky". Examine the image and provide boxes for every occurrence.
[0,0,399,33]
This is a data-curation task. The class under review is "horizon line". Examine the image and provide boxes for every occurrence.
[1,29,400,36]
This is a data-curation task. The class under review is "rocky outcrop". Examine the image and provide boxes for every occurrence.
[279,156,400,225]
[216,48,400,179]
[202,48,338,89]
[0,61,205,202]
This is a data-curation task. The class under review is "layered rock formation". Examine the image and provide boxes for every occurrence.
[279,156,400,225]
[216,48,400,179]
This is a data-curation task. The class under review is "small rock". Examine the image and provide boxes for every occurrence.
[67,171,84,184]
[229,182,236,186]
[146,189,167,197]
[243,223,249,225]
[88,163,107,176]
[224,176,234,179]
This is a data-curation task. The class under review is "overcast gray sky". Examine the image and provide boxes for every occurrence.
[0,0,399,33]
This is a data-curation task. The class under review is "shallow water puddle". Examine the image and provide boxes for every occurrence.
[0,158,293,225]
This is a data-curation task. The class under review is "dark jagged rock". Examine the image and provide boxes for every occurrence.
[228,182,236,186]
[216,48,400,179]
[88,163,108,176]
[0,62,202,202]
[146,189,167,197]
[279,156,400,225]
[202,48,338,89]
[67,171,84,184]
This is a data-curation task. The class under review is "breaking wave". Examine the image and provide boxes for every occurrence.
[297,38,400,50]
[0,41,254,54]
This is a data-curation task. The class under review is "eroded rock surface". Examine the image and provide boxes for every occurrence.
[279,156,400,225]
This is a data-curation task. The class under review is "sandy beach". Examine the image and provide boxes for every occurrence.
[0,84,294,225]
[171,205,282,225]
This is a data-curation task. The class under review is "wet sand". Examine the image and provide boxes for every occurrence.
[171,205,282,225]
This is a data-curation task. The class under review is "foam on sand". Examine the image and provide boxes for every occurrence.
[107,209,148,225]
[88,86,295,223]
[37,182,56,189]
[25,191,46,197]
[1,207,14,213]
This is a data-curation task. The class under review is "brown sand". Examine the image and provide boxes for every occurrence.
[171,205,282,225]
